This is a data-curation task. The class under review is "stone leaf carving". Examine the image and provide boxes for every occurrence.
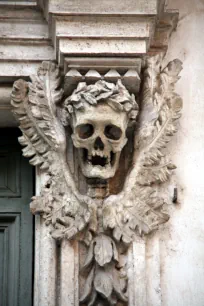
[80,234,127,304]
[10,56,183,306]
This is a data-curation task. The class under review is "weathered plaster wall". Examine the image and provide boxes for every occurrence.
[161,1,204,305]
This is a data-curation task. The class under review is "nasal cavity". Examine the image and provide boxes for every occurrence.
[94,137,104,150]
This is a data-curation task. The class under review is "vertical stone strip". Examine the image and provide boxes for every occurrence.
[34,169,57,306]
[146,234,162,306]
[128,238,147,306]
[60,240,79,306]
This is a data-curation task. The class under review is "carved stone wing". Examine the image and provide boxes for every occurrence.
[11,61,91,240]
[11,61,65,169]
[103,56,183,244]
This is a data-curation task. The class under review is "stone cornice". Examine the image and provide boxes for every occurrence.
[0,1,53,125]
[0,0,179,126]
[0,0,179,80]
[0,3,54,83]
[37,0,178,64]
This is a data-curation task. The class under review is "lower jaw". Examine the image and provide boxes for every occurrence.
[81,162,116,179]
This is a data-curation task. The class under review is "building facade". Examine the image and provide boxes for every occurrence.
[0,1,204,305]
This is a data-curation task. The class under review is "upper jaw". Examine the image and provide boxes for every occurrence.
[88,150,110,167]
[79,148,118,179]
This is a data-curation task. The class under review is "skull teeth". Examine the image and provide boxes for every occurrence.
[82,148,114,168]
[85,149,111,166]
[90,150,109,159]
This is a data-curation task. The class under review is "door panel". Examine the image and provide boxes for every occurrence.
[0,150,21,197]
[0,129,34,306]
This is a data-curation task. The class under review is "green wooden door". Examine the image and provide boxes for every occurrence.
[0,128,33,306]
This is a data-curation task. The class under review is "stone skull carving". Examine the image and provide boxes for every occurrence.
[72,102,128,179]
[64,80,138,180]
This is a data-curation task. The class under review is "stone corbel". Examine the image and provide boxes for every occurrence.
[11,56,183,306]
[10,1,183,306]
[64,58,142,97]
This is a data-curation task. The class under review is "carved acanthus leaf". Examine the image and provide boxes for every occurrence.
[82,234,119,271]
[94,267,113,299]
[80,232,127,305]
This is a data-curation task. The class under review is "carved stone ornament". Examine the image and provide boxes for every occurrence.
[11,55,183,305]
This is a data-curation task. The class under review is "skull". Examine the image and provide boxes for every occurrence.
[71,101,129,179]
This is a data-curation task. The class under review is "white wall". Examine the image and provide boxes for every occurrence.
[160,1,204,305]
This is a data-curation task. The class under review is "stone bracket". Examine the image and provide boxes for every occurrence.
[64,57,142,96]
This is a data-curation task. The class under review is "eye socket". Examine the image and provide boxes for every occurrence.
[104,125,122,140]
[76,124,94,139]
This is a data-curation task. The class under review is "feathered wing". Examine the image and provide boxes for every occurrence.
[103,55,183,244]
[11,61,65,169]
[11,61,90,240]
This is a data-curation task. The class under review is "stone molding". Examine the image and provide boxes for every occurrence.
[38,0,179,68]
[0,0,179,81]
[0,0,178,126]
